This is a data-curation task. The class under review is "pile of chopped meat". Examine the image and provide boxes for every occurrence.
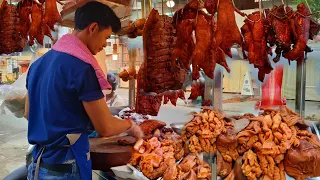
[129,133,184,179]
[181,108,233,154]
[232,106,320,180]
[163,153,211,180]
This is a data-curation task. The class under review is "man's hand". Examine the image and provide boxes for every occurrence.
[126,120,144,139]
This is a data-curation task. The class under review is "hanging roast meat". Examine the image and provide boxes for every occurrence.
[172,0,204,24]
[283,3,311,61]
[29,3,44,46]
[241,11,273,82]
[171,19,194,70]
[17,2,31,40]
[265,5,293,63]
[43,0,61,31]
[136,9,187,116]
[192,12,215,80]
[0,0,25,55]
[215,0,245,58]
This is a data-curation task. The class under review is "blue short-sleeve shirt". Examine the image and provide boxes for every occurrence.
[26,50,104,163]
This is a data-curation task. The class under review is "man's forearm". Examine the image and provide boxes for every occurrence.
[101,117,131,137]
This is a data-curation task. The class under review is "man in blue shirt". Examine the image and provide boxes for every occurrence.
[25,2,143,180]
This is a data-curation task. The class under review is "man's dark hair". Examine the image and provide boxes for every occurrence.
[74,1,121,33]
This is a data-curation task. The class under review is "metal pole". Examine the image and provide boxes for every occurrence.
[295,56,306,117]
[204,72,214,106]
[128,48,136,107]
[213,68,223,110]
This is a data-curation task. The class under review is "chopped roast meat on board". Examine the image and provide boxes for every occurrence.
[43,0,61,31]
[215,0,245,58]
[139,120,166,135]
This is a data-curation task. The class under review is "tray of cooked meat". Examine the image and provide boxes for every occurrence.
[112,105,320,180]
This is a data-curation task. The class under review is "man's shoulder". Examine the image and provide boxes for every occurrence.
[34,50,91,69]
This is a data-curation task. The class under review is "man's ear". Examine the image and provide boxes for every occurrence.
[88,22,99,33]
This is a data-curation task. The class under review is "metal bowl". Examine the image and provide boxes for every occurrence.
[170,122,187,135]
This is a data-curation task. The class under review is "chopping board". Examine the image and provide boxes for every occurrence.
[90,136,136,171]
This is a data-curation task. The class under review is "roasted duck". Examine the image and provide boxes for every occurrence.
[215,0,245,58]
[43,0,61,31]
[29,3,43,46]
[171,19,194,70]
[265,5,293,63]
[283,3,314,61]
[241,11,273,82]
[192,13,212,80]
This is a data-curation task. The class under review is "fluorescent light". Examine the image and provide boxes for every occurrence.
[112,54,118,61]
[166,0,175,8]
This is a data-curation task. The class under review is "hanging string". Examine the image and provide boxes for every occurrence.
[304,0,312,15]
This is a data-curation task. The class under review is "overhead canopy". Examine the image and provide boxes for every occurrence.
[60,0,132,30]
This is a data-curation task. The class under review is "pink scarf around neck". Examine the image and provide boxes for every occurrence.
[52,34,111,90]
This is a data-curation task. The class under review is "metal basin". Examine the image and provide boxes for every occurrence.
[170,122,187,135]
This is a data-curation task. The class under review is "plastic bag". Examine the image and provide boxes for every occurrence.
[0,53,39,118]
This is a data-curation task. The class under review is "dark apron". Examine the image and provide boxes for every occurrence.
[33,133,92,180]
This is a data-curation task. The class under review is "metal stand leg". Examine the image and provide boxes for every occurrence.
[128,49,136,107]
[295,57,306,117]
[213,68,223,110]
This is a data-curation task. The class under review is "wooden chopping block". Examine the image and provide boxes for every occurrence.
[90,136,136,171]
